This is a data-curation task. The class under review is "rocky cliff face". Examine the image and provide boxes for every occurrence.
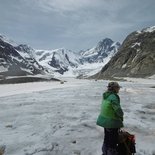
[95,26,155,78]
[0,35,46,76]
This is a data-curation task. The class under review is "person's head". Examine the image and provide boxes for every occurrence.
[107,81,121,93]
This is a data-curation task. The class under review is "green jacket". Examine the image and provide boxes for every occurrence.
[96,91,124,128]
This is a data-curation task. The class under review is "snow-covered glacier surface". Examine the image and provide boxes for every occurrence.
[0,78,155,155]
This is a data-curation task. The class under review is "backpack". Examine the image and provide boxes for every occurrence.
[117,130,136,155]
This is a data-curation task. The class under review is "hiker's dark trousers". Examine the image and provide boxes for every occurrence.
[102,128,119,155]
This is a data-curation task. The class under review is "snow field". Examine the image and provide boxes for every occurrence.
[0,78,155,155]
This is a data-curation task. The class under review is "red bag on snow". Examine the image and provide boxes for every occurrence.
[117,130,136,155]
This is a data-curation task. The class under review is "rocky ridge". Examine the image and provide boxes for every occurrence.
[94,26,155,78]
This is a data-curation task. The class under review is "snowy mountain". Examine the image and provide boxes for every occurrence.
[0,35,47,77]
[0,34,120,77]
[80,38,120,63]
[35,38,120,76]
[15,44,36,60]
[35,48,81,75]
[94,26,155,78]
[73,38,120,78]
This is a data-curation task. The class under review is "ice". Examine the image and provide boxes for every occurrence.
[143,26,155,33]
[131,42,141,48]
[136,26,155,34]
[0,78,155,155]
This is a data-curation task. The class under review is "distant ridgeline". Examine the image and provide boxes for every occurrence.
[1,26,155,79]
[0,34,120,77]
[93,26,155,78]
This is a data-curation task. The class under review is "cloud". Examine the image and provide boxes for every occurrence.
[0,0,155,51]
[23,0,101,12]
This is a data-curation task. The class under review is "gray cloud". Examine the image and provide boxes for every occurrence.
[0,0,155,51]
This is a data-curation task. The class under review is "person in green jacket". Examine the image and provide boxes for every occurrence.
[96,82,124,155]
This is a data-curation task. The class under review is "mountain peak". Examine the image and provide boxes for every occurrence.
[100,38,113,43]
[95,38,115,52]
[96,26,155,78]
[79,38,120,64]
[142,26,155,33]
[0,34,18,47]
[16,44,34,52]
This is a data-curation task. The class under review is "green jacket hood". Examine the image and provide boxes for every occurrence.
[103,91,116,99]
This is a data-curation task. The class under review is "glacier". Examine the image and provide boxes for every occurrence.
[0,77,155,155]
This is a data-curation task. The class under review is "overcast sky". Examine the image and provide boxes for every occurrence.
[0,0,155,51]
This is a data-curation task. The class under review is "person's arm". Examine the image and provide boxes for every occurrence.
[109,94,124,120]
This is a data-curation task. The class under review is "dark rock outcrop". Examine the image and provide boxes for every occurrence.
[94,26,155,78]
[0,36,46,76]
